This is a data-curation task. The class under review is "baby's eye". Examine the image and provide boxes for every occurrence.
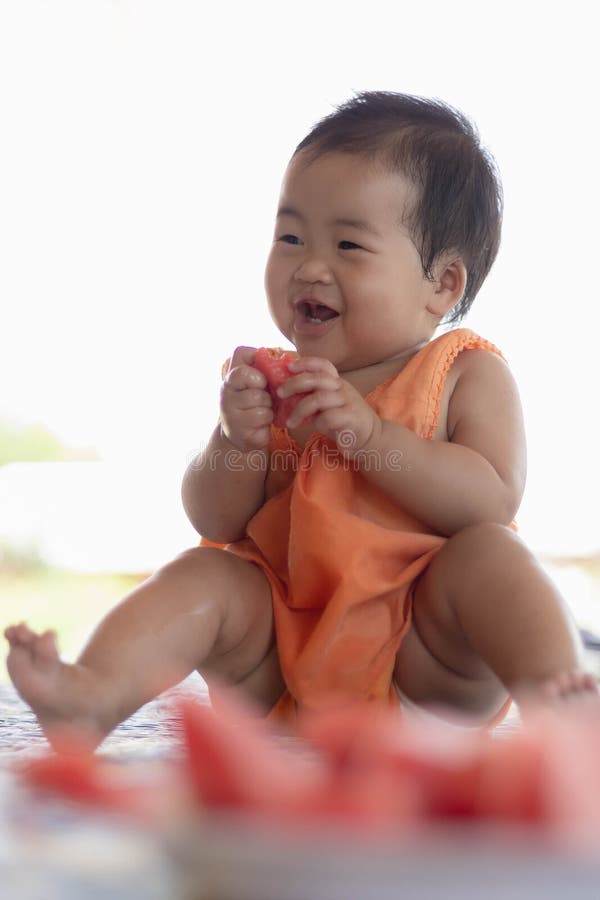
[338,240,363,251]
[277,234,302,245]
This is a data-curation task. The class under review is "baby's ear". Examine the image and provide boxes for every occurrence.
[426,255,467,318]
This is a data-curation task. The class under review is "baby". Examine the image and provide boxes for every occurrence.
[5,91,597,747]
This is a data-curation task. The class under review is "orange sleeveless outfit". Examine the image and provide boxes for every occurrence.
[203,328,508,725]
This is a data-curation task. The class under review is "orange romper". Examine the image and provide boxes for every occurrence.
[204,328,509,726]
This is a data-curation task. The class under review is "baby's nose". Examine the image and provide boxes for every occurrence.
[293,255,333,285]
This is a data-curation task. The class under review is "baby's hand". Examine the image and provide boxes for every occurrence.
[278,356,381,455]
[220,347,273,451]
[253,347,315,428]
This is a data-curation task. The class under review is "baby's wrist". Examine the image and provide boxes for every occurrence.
[341,415,384,460]
[218,424,270,461]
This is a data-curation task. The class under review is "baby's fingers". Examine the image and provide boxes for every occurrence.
[224,405,273,434]
[227,345,259,370]
[223,385,272,411]
[225,364,267,392]
[287,355,338,377]
[277,372,340,399]
[286,389,345,428]
[238,405,273,449]
[220,405,273,451]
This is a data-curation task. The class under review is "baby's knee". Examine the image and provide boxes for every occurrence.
[451,521,525,559]
[152,545,230,586]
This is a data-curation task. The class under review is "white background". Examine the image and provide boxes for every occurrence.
[0,0,598,567]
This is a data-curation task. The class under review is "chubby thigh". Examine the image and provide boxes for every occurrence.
[83,544,286,715]
[189,547,286,712]
[393,524,512,724]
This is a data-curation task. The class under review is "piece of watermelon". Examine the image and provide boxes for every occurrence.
[253,347,314,428]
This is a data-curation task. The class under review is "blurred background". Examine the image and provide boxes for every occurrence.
[1,0,599,679]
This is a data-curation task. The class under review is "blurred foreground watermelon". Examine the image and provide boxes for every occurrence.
[17,689,600,854]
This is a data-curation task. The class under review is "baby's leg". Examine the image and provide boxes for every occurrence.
[394,523,594,722]
[4,547,281,748]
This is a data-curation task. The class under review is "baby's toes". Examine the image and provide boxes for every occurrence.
[4,622,33,647]
[555,671,574,698]
[572,671,599,698]
[34,630,59,663]
[555,671,599,712]
[4,625,18,644]
[582,672,599,692]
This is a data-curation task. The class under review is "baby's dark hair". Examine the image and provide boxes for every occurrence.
[294,91,503,324]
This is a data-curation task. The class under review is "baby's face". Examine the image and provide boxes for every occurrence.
[264,151,440,373]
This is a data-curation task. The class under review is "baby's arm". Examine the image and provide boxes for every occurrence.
[279,350,526,536]
[182,347,273,543]
[362,350,526,534]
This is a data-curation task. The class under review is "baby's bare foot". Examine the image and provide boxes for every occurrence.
[538,670,599,704]
[515,670,600,719]
[4,622,105,749]
[5,623,62,710]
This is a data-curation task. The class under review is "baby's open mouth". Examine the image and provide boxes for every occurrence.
[299,301,339,323]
